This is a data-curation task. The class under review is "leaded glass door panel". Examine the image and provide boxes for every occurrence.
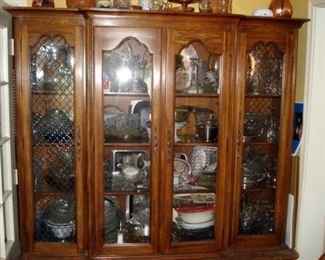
[31,35,77,243]
[231,24,299,247]
[239,42,282,236]
[14,17,85,254]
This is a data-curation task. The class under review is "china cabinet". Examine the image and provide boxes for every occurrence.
[6,7,306,259]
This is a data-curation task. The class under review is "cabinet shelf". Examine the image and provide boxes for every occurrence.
[32,90,73,96]
[175,142,217,147]
[35,192,75,198]
[173,189,214,194]
[243,141,278,147]
[175,93,219,98]
[245,94,281,99]
[241,187,276,194]
[103,92,150,98]
[104,142,150,147]
[104,191,150,196]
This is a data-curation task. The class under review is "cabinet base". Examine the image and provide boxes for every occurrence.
[18,248,298,260]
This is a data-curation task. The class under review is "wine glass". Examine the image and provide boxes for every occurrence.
[167,0,198,12]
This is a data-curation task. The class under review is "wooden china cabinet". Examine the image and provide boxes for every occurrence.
[6,7,306,259]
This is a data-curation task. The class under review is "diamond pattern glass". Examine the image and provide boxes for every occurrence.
[246,42,283,96]
[30,35,76,242]
[239,41,283,236]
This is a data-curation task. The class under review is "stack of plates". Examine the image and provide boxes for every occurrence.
[176,205,215,230]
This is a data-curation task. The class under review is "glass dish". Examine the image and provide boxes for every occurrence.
[187,146,218,176]
[42,197,75,241]
[174,158,191,187]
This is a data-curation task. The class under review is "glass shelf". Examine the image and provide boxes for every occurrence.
[104,92,150,97]
[175,93,219,98]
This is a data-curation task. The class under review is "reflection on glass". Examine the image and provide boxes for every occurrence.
[30,36,75,243]
[102,38,152,143]
[175,43,220,94]
[102,37,152,94]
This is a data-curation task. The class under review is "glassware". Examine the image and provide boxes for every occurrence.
[102,38,151,93]
[243,113,269,142]
[43,197,75,242]
[266,117,280,143]
[31,35,76,243]
[152,0,166,10]
[96,0,113,7]
[184,58,203,94]
[138,0,153,10]
[46,151,75,191]
[215,0,230,13]
[41,108,73,143]
[246,42,283,96]
[104,197,120,243]
[167,0,198,12]
[269,0,293,17]
[199,0,212,13]
[113,0,131,8]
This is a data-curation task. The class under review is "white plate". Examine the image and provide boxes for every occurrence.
[178,208,214,224]
[180,219,214,230]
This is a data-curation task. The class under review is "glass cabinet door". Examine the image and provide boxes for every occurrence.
[172,43,220,243]
[93,27,161,255]
[164,23,234,253]
[232,39,288,246]
[239,42,282,236]
[29,34,84,245]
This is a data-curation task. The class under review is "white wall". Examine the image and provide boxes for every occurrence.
[295,1,325,259]
[3,0,26,6]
